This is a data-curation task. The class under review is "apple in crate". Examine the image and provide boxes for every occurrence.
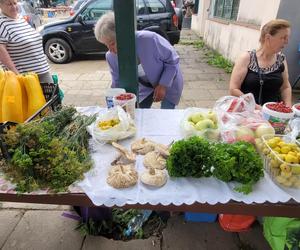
[195,119,215,130]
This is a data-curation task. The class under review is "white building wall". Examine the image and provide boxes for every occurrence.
[192,0,281,62]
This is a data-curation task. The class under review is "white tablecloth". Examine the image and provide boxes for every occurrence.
[77,107,300,206]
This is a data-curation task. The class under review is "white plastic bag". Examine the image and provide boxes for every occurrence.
[180,107,220,141]
[213,94,274,144]
[214,93,256,113]
[87,106,136,144]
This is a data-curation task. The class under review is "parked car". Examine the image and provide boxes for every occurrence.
[18,1,42,29]
[39,0,182,64]
[69,0,88,16]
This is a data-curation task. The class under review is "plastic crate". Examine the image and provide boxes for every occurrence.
[40,82,61,110]
[184,212,217,223]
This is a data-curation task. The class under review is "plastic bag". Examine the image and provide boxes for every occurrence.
[180,107,220,141]
[264,217,300,250]
[214,93,256,113]
[285,118,300,142]
[214,94,274,144]
[87,106,136,144]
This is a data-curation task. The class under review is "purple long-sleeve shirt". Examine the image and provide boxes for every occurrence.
[106,30,183,105]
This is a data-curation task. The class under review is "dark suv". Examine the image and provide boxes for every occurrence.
[40,0,181,64]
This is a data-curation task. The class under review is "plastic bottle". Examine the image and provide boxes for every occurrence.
[124,210,152,237]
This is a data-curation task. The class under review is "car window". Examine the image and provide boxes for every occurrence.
[81,0,112,21]
[146,0,166,14]
[136,0,147,15]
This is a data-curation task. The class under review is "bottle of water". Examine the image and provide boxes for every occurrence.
[124,210,152,237]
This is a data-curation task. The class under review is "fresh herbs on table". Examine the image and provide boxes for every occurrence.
[0,106,96,193]
[166,137,264,194]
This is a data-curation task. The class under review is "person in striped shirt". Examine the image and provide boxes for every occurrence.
[0,0,53,83]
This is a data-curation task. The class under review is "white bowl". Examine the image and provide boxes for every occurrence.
[292,103,300,117]
[262,102,294,134]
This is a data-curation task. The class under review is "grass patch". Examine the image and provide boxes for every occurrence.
[206,51,234,73]
[179,39,205,49]
[179,39,234,73]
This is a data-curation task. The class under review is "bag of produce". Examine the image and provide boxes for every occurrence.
[180,107,220,141]
[87,106,136,144]
[214,94,274,144]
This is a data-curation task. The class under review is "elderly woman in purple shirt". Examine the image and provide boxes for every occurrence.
[94,12,183,109]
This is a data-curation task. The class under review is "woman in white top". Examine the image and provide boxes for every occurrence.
[0,0,53,83]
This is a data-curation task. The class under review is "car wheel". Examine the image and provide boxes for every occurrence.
[45,38,73,64]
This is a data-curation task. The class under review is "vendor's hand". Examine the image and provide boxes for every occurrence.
[153,85,166,102]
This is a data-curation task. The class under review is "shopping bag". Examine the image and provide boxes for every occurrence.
[263,217,300,250]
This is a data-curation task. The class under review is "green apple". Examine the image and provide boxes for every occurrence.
[255,124,275,138]
[236,126,255,138]
[205,110,218,123]
[195,119,215,130]
[189,112,205,124]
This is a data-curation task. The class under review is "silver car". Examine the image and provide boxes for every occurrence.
[18,2,42,29]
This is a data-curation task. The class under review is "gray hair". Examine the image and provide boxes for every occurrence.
[94,11,116,43]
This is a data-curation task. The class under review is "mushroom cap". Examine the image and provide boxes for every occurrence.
[107,164,138,189]
[141,168,168,187]
[131,138,156,154]
[143,151,166,170]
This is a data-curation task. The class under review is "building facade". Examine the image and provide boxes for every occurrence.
[191,0,300,86]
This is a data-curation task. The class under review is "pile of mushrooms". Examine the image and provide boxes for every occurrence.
[107,138,170,189]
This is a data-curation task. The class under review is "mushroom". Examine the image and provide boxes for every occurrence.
[143,151,167,170]
[107,164,138,188]
[141,168,168,187]
[131,138,156,154]
[131,138,170,156]
[112,142,136,162]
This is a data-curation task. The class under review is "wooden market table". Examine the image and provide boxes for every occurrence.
[0,192,299,218]
[1,108,300,218]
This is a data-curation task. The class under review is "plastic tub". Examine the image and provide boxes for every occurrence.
[292,103,300,117]
[259,134,300,189]
[113,93,136,119]
[105,88,125,108]
[262,102,294,134]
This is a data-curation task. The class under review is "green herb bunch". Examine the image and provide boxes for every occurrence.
[166,137,264,194]
[167,136,212,177]
[1,106,96,193]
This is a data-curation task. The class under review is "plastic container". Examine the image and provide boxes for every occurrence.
[105,88,125,108]
[184,212,217,223]
[113,93,136,119]
[258,134,300,189]
[262,102,294,134]
[292,103,300,117]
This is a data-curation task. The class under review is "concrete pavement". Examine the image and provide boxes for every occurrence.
[0,29,272,250]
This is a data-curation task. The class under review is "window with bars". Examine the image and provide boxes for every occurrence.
[213,0,240,21]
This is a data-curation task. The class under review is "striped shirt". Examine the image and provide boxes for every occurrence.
[0,14,50,74]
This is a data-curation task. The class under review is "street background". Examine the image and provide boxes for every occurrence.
[0,19,275,249]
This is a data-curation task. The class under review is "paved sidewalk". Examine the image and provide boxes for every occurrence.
[0,30,272,250]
